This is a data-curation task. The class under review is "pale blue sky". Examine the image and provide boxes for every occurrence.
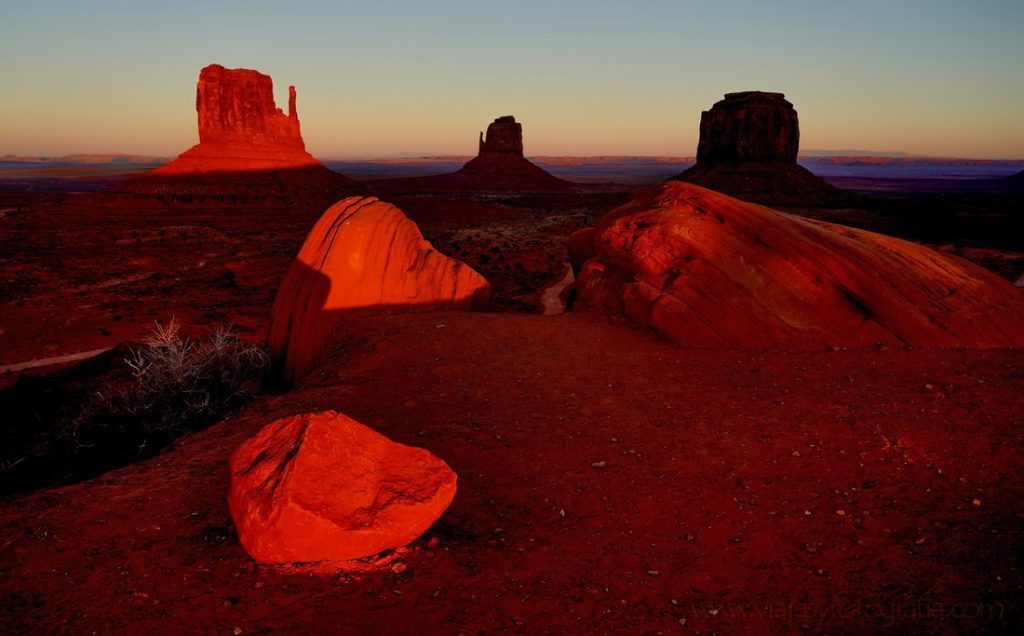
[1,0,1021,157]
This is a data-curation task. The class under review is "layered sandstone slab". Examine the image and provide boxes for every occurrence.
[675,92,843,206]
[575,181,1024,349]
[268,197,491,382]
[229,411,457,563]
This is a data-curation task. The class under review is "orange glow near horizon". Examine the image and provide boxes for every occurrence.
[1,2,1022,160]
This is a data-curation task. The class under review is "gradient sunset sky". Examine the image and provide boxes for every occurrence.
[2,0,1022,159]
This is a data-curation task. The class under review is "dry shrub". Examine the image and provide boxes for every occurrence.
[68,318,269,458]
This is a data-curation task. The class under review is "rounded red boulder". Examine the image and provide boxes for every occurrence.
[228,411,457,563]
[267,196,491,383]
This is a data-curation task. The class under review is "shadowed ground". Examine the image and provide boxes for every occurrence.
[1,311,1021,633]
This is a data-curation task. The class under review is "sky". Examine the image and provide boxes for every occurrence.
[1,0,1022,159]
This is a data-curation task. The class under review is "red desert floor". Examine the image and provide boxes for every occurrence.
[2,311,1022,633]
[1,182,1023,633]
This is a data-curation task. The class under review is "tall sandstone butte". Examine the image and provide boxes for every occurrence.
[268,196,491,383]
[194,64,304,149]
[675,91,844,206]
[152,64,320,174]
[574,181,1024,349]
[134,64,358,195]
[695,91,799,162]
[369,115,568,192]
[458,115,565,187]
[476,115,525,155]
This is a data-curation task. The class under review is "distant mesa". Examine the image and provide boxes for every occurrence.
[369,115,570,192]
[129,63,358,195]
[573,181,1024,349]
[268,196,491,384]
[674,91,846,206]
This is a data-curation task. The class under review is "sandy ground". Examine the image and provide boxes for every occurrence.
[1,311,1022,633]
[1,175,1023,633]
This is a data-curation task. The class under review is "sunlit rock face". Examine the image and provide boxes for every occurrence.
[574,181,1024,349]
[151,64,322,175]
[267,196,491,383]
[674,91,844,206]
[123,63,359,197]
[229,411,457,563]
[195,64,304,148]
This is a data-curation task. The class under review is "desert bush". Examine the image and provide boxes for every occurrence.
[1,319,269,494]
[67,318,269,456]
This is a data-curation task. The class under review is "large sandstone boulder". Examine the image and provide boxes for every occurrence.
[129,64,357,196]
[229,411,457,563]
[268,196,491,383]
[675,92,844,206]
[575,181,1024,349]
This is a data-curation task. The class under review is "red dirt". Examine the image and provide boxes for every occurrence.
[0,187,602,378]
[1,172,1022,633]
[2,311,1022,633]
[0,192,318,376]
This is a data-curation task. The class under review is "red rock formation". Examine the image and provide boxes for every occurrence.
[696,92,799,163]
[675,92,844,206]
[567,227,598,276]
[229,411,457,563]
[459,115,567,188]
[575,181,1024,349]
[130,64,358,195]
[369,116,569,192]
[195,65,304,148]
[477,115,525,155]
[267,196,491,383]
[152,64,322,175]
